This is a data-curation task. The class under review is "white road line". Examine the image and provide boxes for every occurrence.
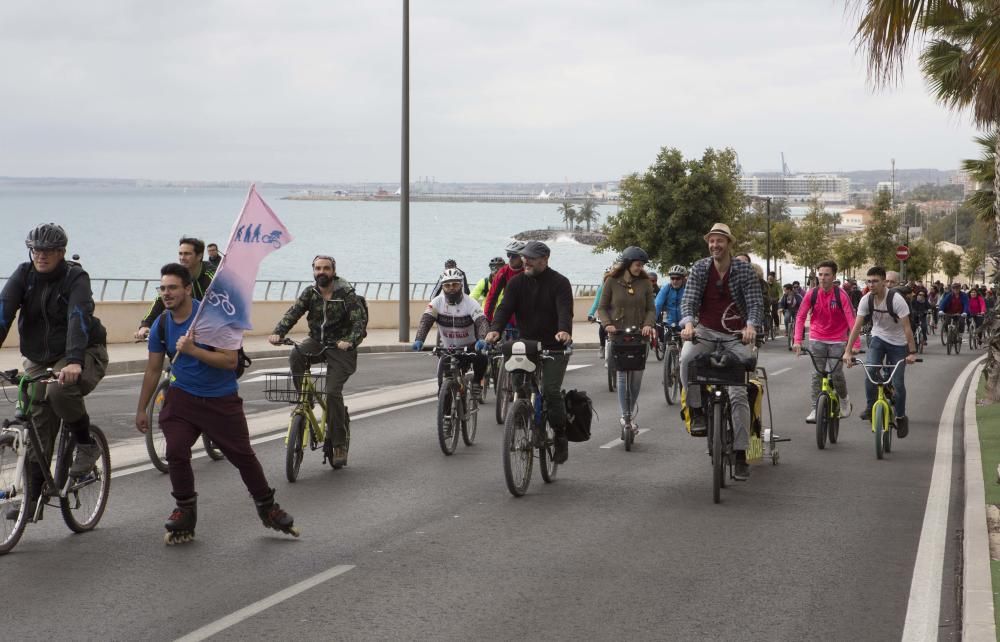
[902,355,986,641]
[174,565,355,642]
[599,429,650,449]
[769,367,792,376]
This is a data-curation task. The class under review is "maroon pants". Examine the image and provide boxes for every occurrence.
[159,386,270,500]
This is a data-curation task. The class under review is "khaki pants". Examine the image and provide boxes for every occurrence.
[289,338,357,450]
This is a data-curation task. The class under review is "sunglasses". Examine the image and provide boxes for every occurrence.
[669,276,683,281]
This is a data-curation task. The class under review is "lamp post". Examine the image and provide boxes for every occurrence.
[399,0,410,342]
[765,196,772,278]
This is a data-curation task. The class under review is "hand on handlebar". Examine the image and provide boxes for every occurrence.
[412,340,424,351]
[134,327,150,341]
[792,343,801,356]
[58,363,82,385]
[641,325,656,340]
[741,325,756,345]
[555,331,572,345]
[680,323,695,342]
[484,331,500,344]
[267,334,283,346]
[604,324,617,334]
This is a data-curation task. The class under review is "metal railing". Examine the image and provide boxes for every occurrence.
[0,276,602,302]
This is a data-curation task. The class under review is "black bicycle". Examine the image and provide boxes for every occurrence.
[0,369,111,554]
[661,324,683,405]
[432,346,480,455]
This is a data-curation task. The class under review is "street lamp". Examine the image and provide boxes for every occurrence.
[399,0,410,342]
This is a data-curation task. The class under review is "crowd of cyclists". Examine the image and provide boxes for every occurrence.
[0,219,995,545]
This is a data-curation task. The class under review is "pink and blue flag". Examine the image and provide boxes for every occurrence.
[191,185,292,350]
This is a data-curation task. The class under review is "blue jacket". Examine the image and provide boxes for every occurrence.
[938,291,970,315]
[655,284,684,326]
[588,283,605,317]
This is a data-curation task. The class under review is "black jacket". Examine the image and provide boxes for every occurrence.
[491,267,573,349]
[0,260,107,365]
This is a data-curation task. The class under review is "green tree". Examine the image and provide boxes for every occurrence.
[961,130,998,232]
[768,219,798,264]
[905,239,934,280]
[788,203,831,277]
[577,200,599,231]
[832,234,869,279]
[964,244,987,283]
[557,202,577,230]
[598,147,743,269]
[865,189,900,267]
[940,250,962,283]
[733,197,795,264]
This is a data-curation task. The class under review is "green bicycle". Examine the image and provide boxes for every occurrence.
[852,356,920,460]
[802,348,846,450]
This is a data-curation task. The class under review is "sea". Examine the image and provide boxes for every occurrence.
[0,184,817,294]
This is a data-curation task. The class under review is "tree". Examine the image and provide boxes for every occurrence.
[832,234,869,279]
[732,197,796,266]
[788,202,831,277]
[964,244,987,283]
[865,189,900,267]
[577,200,599,232]
[961,130,998,231]
[598,147,743,269]
[557,203,577,230]
[905,239,934,280]
[940,250,962,284]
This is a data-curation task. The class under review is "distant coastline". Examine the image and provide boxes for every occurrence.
[514,229,606,246]
[282,193,616,205]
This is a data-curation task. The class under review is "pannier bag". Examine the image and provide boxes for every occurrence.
[563,389,595,442]
[610,334,648,371]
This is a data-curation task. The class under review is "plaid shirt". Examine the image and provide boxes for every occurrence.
[680,256,763,329]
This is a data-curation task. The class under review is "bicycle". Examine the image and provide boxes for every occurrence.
[783,310,796,351]
[0,369,111,554]
[493,326,519,425]
[801,348,846,450]
[652,319,666,361]
[499,339,573,497]
[912,313,928,354]
[142,341,225,473]
[851,356,920,460]
[969,315,983,350]
[661,324,682,406]
[263,339,347,482]
[609,328,648,451]
[942,313,963,355]
[591,318,617,393]
[261,230,283,248]
[430,346,480,455]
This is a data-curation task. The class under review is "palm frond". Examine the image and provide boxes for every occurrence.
[851,0,932,86]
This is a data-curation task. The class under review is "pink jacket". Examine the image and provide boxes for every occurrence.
[794,286,859,346]
[969,296,986,315]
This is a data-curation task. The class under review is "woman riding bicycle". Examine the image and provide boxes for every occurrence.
[596,246,656,432]
[968,287,987,334]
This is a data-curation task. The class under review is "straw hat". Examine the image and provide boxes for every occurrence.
[703,222,735,243]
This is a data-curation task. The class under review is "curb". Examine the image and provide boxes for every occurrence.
[964,360,996,641]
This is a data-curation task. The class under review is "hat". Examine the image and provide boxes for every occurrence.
[519,240,551,259]
[703,223,735,243]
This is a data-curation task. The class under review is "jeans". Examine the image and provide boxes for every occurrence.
[679,327,753,450]
[616,369,644,418]
[808,340,847,405]
[864,337,908,419]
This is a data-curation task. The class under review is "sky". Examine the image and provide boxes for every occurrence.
[0,1,984,183]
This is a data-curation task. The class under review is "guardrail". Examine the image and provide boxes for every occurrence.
[0,277,600,302]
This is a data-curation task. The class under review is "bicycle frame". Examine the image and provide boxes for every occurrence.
[852,358,907,434]
[802,348,844,418]
[287,373,328,448]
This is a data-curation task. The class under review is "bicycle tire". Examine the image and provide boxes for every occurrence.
[955,334,962,354]
[202,435,225,461]
[502,400,534,497]
[437,384,461,455]
[712,403,724,504]
[941,324,948,346]
[59,425,111,533]
[461,388,478,446]
[829,405,840,444]
[0,433,29,554]
[884,419,893,454]
[815,394,828,450]
[663,350,677,405]
[144,379,170,473]
[654,337,666,361]
[539,425,558,483]
[285,414,306,482]
[495,368,509,425]
[874,403,886,460]
[947,334,953,355]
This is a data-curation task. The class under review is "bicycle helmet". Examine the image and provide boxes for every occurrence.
[667,264,688,277]
[489,256,505,269]
[504,240,526,255]
[620,246,649,263]
[440,268,464,284]
[25,223,68,251]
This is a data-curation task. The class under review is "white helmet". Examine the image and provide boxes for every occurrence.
[504,240,526,255]
[440,268,464,284]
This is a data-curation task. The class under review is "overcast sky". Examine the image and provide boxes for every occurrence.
[0,1,983,183]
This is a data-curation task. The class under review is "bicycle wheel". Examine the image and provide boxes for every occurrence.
[202,435,225,461]
[663,350,678,405]
[884,418,893,453]
[539,425,558,483]
[815,394,828,450]
[828,403,840,444]
[0,433,29,555]
[873,403,886,460]
[711,403,724,504]
[502,400,534,497]
[654,337,666,361]
[285,414,306,482]
[495,368,510,425]
[437,383,461,455]
[918,331,925,354]
[955,332,962,354]
[461,389,478,446]
[144,380,169,473]
[941,324,948,346]
[59,426,111,533]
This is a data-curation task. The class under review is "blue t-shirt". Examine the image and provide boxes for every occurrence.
[148,299,239,398]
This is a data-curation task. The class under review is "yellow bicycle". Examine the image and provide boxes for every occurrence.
[852,356,920,460]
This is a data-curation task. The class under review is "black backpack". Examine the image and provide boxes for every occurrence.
[862,289,900,325]
[156,311,252,378]
[563,389,596,442]
[807,286,843,314]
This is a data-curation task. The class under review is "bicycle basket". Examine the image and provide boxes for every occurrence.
[263,373,328,404]
[687,352,752,386]
[610,334,648,371]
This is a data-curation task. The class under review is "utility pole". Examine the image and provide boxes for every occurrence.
[892,158,904,280]
[765,197,772,278]
[399,0,410,342]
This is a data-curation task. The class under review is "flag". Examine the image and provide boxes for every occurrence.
[190,184,292,350]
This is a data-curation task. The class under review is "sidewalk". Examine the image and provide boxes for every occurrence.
[0,321,601,375]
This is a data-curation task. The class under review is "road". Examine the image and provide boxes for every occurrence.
[0,334,980,640]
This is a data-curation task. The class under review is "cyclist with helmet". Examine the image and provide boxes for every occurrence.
[596,246,656,435]
[483,241,526,322]
[412,268,490,397]
[134,237,216,340]
[655,265,688,329]
[0,224,110,517]
[472,256,506,305]
[430,259,470,299]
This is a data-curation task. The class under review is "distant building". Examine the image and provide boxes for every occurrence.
[839,208,873,227]
[876,181,900,196]
[739,174,850,202]
[949,170,976,195]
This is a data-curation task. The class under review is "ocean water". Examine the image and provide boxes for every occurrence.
[0,185,619,287]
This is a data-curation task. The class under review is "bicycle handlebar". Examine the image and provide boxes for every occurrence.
[850,357,921,385]
[0,369,58,386]
[799,348,847,376]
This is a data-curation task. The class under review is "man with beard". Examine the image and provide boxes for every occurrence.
[269,255,367,468]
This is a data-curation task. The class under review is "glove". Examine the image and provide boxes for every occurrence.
[587,315,595,322]
[412,340,424,351]
[475,339,487,352]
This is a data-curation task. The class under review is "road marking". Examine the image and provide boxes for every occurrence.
[599,429,650,448]
[769,367,791,376]
[174,564,355,642]
[902,355,985,641]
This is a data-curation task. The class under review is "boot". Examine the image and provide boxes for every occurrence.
[164,496,197,545]
[254,488,299,537]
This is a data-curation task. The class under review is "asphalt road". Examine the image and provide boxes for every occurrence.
[0,333,981,641]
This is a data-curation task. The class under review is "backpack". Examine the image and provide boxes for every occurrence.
[862,289,900,325]
[157,311,252,378]
[808,286,843,313]
[562,389,595,442]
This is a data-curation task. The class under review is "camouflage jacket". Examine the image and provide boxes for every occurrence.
[273,277,367,347]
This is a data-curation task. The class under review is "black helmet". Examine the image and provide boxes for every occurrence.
[25,223,68,251]
[620,246,649,263]
[489,256,505,268]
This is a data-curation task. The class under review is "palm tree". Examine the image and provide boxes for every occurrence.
[557,202,577,230]
[962,130,997,227]
[577,200,600,231]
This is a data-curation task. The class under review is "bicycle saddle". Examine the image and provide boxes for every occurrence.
[503,340,539,373]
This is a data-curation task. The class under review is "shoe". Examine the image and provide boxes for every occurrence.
[896,416,909,439]
[840,397,852,419]
[69,443,101,476]
[805,409,816,424]
[733,455,750,481]
[860,408,871,421]
[553,431,569,464]
[332,447,348,469]
[690,409,707,437]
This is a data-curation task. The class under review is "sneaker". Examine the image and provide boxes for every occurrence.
[860,408,871,421]
[896,416,909,439]
[690,409,707,437]
[553,432,569,464]
[69,443,101,477]
[840,397,853,419]
[805,409,816,424]
[733,459,750,481]
[332,447,348,468]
